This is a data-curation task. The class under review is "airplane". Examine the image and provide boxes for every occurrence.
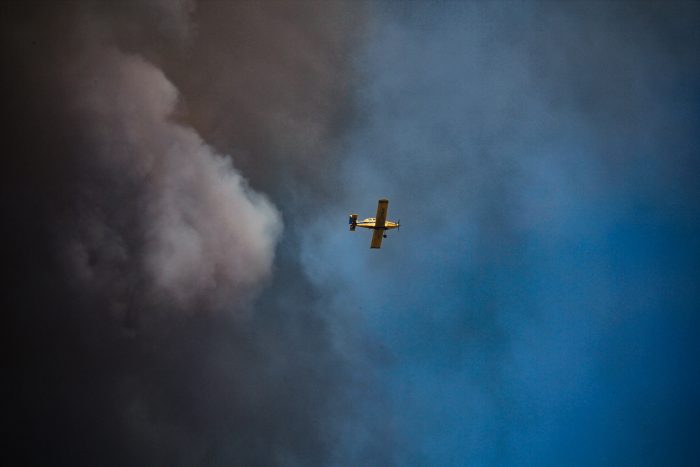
[349,199,400,249]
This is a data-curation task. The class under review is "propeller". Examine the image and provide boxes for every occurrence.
[398,219,400,231]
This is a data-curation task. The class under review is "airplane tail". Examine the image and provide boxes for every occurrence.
[349,214,358,231]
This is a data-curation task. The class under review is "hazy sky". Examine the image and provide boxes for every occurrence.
[5,1,700,466]
[309,2,700,465]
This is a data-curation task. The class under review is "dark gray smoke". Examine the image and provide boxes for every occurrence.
[3,1,371,465]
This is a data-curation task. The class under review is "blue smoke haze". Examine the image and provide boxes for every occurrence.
[304,2,700,465]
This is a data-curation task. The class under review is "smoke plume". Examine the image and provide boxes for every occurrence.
[62,47,281,312]
[4,1,370,465]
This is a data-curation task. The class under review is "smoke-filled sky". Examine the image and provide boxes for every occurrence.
[5,1,700,466]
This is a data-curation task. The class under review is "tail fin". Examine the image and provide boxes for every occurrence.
[349,214,358,231]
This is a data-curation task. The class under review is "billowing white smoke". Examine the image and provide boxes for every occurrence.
[64,48,282,311]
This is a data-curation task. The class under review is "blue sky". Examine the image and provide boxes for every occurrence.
[303,2,700,465]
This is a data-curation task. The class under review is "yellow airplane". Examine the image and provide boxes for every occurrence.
[349,199,400,249]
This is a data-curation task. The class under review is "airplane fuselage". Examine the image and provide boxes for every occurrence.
[355,218,400,230]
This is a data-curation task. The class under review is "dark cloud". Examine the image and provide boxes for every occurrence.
[159,0,367,206]
[4,1,373,466]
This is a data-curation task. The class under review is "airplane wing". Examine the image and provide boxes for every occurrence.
[374,199,388,229]
[370,229,384,249]
[370,199,389,249]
